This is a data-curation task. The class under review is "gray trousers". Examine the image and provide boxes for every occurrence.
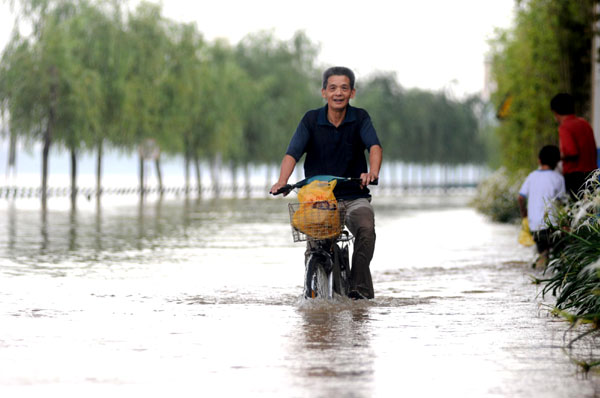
[305,198,376,299]
[343,198,376,299]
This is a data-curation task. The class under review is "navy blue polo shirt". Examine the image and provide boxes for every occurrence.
[286,104,381,200]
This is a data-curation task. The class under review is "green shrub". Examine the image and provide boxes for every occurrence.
[471,167,526,223]
[541,170,600,317]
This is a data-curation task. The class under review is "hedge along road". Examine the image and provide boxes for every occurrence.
[0,194,598,397]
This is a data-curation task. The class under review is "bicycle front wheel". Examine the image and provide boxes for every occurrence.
[304,255,329,299]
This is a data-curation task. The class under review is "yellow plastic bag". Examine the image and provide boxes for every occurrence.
[292,180,341,239]
[518,218,535,247]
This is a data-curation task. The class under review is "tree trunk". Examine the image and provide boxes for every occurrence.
[42,66,58,208]
[443,165,449,193]
[389,161,396,191]
[265,164,272,194]
[230,161,237,198]
[244,163,251,198]
[139,153,145,198]
[41,129,51,206]
[211,152,222,197]
[184,150,190,195]
[7,131,16,179]
[70,148,77,208]
[96,139,103,199]
[194,155,202,197]
[155,157,163,195]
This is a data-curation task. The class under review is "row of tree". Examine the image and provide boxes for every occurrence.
[0,0,488,202]
[355,73,489,165]
[488,0,596,172]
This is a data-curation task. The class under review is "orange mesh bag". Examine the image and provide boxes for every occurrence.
[292,180,342,239]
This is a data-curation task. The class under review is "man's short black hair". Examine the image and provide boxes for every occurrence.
[322,66,355,90]
[539,145,561,169]
[550,93,575,115]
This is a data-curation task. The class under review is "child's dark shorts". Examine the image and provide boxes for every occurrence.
[533,229,552,253]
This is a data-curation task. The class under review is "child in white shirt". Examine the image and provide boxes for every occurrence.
[518,145,566,267]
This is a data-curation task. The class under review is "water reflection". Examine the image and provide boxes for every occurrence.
[40,202,48,254]
[182,195,191,233]
[69,205,77,252]
[7,199,15,251]
[288,303,375,397]
[299,306,372,348]
[154,194,164,237]
[95,198,102,253]
[0,195,290,270]
[137,196,145,250]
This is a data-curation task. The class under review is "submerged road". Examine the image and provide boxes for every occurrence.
[0,195,599,397]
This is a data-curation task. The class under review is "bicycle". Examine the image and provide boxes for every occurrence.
[272,175,377,300]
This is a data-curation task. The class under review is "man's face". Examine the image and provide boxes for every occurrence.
[321,75,355,111]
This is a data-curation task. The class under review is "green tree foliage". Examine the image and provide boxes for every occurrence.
[162,21,203,158]
[0,0,88,202]
[489,0,595,172]
[122,1,168,151]
[0,33,39,147]
[0,0,127,200]
[235,31,321,164]
[199,39,249,163]
[355,72,487,165]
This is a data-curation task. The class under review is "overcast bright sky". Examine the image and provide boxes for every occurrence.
[0,0,516,97]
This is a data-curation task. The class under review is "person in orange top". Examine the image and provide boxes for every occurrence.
[550,93,598,200]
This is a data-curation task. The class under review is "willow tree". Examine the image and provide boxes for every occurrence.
[122,2,169,195]
[192,39,250,196]
[71,0,128,199]
[55,2,106,206]
[0,0,83,205]
[161,22,205,193]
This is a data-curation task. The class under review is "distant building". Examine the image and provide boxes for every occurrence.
[482,55,495,103]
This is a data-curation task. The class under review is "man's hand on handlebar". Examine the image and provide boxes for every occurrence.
[270,182,290,196]
[360,172,378,188]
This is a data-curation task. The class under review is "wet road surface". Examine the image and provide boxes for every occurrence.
[1,195,599,397]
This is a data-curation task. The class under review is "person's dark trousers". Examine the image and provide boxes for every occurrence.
[344,199,376,299]
[564,170,596,201]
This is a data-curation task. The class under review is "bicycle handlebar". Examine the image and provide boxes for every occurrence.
[271,177,378,196]
[272,184,294,196]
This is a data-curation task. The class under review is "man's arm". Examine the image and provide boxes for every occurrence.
[270,154,297,195]
[360,145,382,187]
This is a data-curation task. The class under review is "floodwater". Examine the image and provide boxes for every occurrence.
[1,194,600,398]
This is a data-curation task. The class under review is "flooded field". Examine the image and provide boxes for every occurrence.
[1,194,600,397]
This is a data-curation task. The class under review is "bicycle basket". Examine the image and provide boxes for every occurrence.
[288,200,346,242]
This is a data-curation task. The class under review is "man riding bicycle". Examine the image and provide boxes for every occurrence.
[270,66,383,299]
